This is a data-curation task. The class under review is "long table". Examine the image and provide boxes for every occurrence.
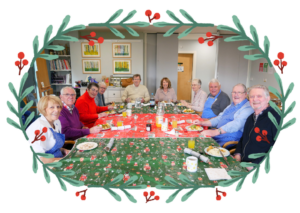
[52,104,246,187]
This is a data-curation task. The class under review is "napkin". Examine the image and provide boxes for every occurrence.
[124,125,131,129]
[165,129,182,135]
[204,168,232,180]
[142,103,150,106]
[171,120,185,125]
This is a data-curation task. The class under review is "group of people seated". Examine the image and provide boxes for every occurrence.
[26,73,280,170]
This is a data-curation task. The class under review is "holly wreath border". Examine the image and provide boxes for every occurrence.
[6,9,296,203]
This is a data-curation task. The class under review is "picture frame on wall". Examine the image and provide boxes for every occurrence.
[112,43,131,58]
[81,42,101,58]
[82,59,101,74]
[113,59,131,74]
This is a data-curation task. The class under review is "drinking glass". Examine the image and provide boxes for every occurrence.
[172,118,178,128]
[122,111,127,118]
[188,137,195,149]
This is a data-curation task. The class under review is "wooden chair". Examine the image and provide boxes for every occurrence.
[222,141,239,155]
[63,140,75,150]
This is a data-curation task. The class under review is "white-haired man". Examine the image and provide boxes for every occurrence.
[202,79,230,119]
[234,85,280,170]
[59,86,102,141]
[95,82,112,107]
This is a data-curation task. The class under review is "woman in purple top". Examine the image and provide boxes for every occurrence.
[59,87,102,141]
[154,77,177,102]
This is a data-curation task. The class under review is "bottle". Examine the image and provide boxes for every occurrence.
[150,93,155,108]
[156,106,164,128]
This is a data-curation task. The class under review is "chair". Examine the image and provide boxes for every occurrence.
[222,141,239,154]
[63,140,75,150]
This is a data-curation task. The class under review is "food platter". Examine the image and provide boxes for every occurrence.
[183,109,195,113]
[101,123,111,131]
[105,110,116,115]
[185,125,203,131]
[204,146,230,157]
[76,142,98,151]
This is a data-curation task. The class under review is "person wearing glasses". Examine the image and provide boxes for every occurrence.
[180,79,207,112]
[95,82,112,107]
[59,86,103,141]
[75,83,114,128]
[193,84,254,146]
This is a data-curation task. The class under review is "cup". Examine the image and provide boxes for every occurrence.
[172,118,178,128]
[117,120,123,127]
[188,138,195,149]
[120,103,124,109]
[122,111,127,118]
[186,156,198,172]
[127,103,132,109]
[126,109,132,116]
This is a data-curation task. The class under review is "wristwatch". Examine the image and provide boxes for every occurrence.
[217,128,222,135]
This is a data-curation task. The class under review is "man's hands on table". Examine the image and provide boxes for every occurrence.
[107,105,114,110]
[98,112,108,118]
[140,98,145,103]
[125,98,131,103]
[82,126,89,129]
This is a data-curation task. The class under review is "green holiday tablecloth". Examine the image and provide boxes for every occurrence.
[52,137,246,187]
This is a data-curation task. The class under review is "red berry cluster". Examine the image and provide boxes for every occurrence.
[143,191,159,203]
[79,32,104,46]
[15,52,29,75]
[273,52,287,74]
[216,188,227,201]
[198,32,223,46]
[145,10,160,23]
[76,189,87,201]
[254,127,270,144]
[31,127,48,144]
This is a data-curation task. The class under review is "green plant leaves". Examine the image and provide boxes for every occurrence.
[167,10,183,23]
[179,174,195,186]
[155,185,178,190]
[57,177,67,191]
[178,26,195,39]
[240,162,257,168]
[38,54,59,60]
[268,112,279,129]
[122,26,139,37]
[44,25,53,46]
[284,101,296,118]
[180,9,196,23]
[166,189,182,203]
[236,177,245,191]
[120,188,137,203]
[45,162,63,167]
[36,153,54,158]
[56,170,75,176]
[120,176,137,187]
[282,118,296,130]
[273,72,284,96]
[218,177,242,187]
[153,22,170,27]
[224,35,246,42]
[130,22,149,27]
[24,111,35,129]
[33,154,38,173]
[7,101,18,116]
[227,171,247,176]
[33,36,39,56]
[19,72,29,96]
[106,9,123,23]
[106,174,123,186]
[250,25,259,44]
[284,82,294,102]
[248,153,266,159]
[21,86,35,101]
[120,10,136,23]
[43,166,51,183]
[8,83,18,101]
[21,100,34,115]
[269,101,282,117]
[181,188,197,202]
[238,45,257,51]
[244,54,264,60]
[232,15,245,35]
[63,25,86,34]
[165,176,181,186]
[7,118,21,130]
[55,35,78,42]
[265,155,271,174]
[57,15,70,34]
[268,86,282,101]
[164,26,180,37]
[252,166,260,183]
[217,25,239,34]
[264,36,270,56]
[105,188,121,201]
[60,177,84,187]
[46,45,65,51]
[108,26,125,38]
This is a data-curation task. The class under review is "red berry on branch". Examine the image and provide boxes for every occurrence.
[282,61,287,66]
[76,192,80,197]
[216,195,221,200]
[98,37,104,43]
[206,32,212,37]
[198,37,204,44]
[81,195,86,200]
[40,135,46,141]
[150,191,155,196]
[254,127,260,133]
[145,10,152,16]
[273,60,279,66]
[154,13,160,20]
[262,130,268,136]
[42,127,48,133]
[23,59,29,66]
[89,41,95,46]
[154,196,160,200]
[143,191,148,197]
[256,135,262,142]
[90,32,96,37]
[18,52,25,59]
[34,130,40,135]
[222,192,227,197]
[277,52,284,59]
[208,41,214,46]
[15,61,20,66]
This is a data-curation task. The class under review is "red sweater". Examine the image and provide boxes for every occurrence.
[75,91,108,128]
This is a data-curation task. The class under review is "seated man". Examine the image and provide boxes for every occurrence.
[234,85,280,170]
[202,79,230,119]
[121,74,150,103]
[75,83,114,128]
[59,86,103,141]
[95,82,112,107]
[193,84,254,146]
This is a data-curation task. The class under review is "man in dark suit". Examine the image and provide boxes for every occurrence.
[95,82,110,107]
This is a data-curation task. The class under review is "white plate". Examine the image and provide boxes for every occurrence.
[182,109,195,114]
[204,147,230,157]
[185,125,203,131]
[76,142,98,151]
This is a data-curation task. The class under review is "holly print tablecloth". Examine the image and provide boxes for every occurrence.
[52,137,246,187]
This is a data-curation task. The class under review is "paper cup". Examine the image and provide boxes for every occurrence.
[186,156,198,172]
[127,103,132,109]
[126,109,132,116]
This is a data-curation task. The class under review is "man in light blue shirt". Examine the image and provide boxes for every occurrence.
[194,83,254,146]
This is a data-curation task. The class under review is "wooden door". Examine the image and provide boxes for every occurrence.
[36,50,53,97]
[177,54,193,101]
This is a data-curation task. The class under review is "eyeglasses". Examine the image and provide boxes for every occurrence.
[63,94,76,97]
[90,88,98,92]
[231,92,245,95]
[100,87,107,90]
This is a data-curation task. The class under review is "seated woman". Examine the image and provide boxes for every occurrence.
[181,79,207,112]
[26,95,70,164]
[154,77,177,102]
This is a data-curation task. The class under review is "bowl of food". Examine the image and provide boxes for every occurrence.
[105,110,116,115]
[100,123,111,130]
[204,146,230,157]
[183,109,195,113]
[185,125,203,131]
[76,142,98,151]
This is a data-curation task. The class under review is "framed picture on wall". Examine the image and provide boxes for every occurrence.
[81,42,101,57]
[113,59,131,74]
[82,59,101,74]
[112,43,131,58]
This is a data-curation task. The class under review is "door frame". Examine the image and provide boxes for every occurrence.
[178,51,197,102]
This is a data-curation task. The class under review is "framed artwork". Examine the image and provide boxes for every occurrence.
[82,59,101,74]
[112,43,131,58]
[81,42,101,57]
[113,59,131,74]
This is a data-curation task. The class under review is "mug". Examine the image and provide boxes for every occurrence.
[186,156,198,172]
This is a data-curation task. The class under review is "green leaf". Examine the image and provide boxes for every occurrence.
[240,162,257,168]
[121,8,137,23]
[238,45,257,51]
[264,36,270,56]
[19,72,29,96]
[268,86,282,101]
[56,170,75,176]
[21,100,34,115]
[8,83,18,101]
[63,25,86,34]
[24,111,35,128]
[155,185,179,190]
[33,154,38,173]
[129,21,149,27]
[44,25,53,46]
[268,112,279,129]
[284,101,296,118]
[164,190,181,204]
[153,22,170,27]
[57,177,67,191]
[284,82,294,102]
[108,26,125,38]
[106,174,123,186]
[120,176,138,187]
[55,35,78,42]
[57,15,70,34]
[269,101,282,117]
[123,26,139,37]
[21,86,35,100]
[178,26,195,39]
[250,25,259,44]
[164,26,180,37]
[45,162,63,167]
[248,153,266,159]
[227,171,247,176]
[236,177,245,191]
[104,187,121,201]
[179,174,195,186]
[252,166,260,183]
[7,118,21,130]
[180,9,196,23]
[265,155,270,173]
[244,54,264,60]
[224,35,246,42]
[46,45,65,51]
[38,54,59,60]
[165,176,181,186]
[181,188,197,202]
[36,153,54,158]
[217,25,239,34]
[273,72,284,96]
[106,9,123,23]
[167,10,183,23]
[232,15,245,35]
[122,185,147,189]
[60,177,84,187]
[120,188,136,203]
[218,177,241,187]
[282,118,296,130]
[7,101,18,116]
[33,36,39,55]
[43,166,51,183]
